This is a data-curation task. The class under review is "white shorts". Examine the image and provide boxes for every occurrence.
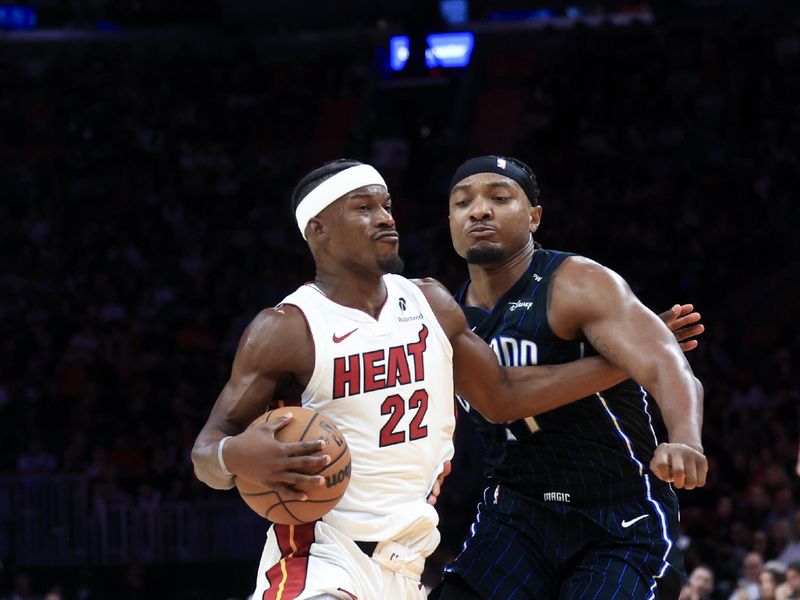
[252,521,427,600]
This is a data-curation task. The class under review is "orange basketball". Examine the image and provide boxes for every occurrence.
[234,405,351,525]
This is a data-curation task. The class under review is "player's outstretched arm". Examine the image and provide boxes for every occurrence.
[416,278,631,424]
[549,257,707,489]
[191,306,328,496]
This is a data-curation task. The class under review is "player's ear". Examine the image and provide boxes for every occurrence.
[306,217,328,243]
[529,205,543,234]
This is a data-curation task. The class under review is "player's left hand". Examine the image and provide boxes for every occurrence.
[650,443,708,490]
[659,304,704,352]
[427,460,452,506]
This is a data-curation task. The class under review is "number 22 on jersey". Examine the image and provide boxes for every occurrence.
[379,389,429,446]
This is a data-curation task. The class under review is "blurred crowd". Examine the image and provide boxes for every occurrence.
[2,2,799,599]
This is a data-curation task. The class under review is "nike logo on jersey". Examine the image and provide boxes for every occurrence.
[621,515,649,528]
[332,328,358,343]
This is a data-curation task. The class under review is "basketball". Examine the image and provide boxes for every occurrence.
[234,405,351,525]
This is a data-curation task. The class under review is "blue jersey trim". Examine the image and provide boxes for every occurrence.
[596,392,675,598]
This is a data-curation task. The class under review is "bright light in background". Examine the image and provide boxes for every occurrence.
[530,8,555,20]
[389,35,410,71]
[0,5,37,30]
[566,6,583,18]
[439,0,469,26]
[389,31,475,72]
[425,32,474,68]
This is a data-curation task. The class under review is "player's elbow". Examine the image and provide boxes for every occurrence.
[480,406,504,424]
[693,376,704,399]
[477,395,521,424]
[467,396,505,424]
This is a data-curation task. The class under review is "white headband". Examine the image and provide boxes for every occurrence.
[295,164,387,239]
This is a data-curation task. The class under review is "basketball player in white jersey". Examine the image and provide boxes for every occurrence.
[192,159,699,600]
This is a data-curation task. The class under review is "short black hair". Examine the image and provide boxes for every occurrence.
[290,159,363,215]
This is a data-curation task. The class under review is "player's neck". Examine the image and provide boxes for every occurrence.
[313,270,387,319]
[465,242,535,310]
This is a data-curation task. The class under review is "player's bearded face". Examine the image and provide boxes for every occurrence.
[377,254,405,274]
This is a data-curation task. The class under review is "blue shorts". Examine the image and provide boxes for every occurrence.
[444,477,685,600]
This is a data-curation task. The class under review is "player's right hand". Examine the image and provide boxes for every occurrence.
[650,442,708,490]
[223,413,330,500]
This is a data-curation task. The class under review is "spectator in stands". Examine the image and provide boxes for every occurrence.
[680,565,716,600]
[780,512,800,566]
[772,521,794,562]
[730,552,765,600]
[779,562,800,600]
[0,572,41,600]
[752,561,787,600]
[42,587,63,600]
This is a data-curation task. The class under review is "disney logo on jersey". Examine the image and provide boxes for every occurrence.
[508,300,533,312]
[332,325,428,399]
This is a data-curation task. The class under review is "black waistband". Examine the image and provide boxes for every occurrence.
[355,540,378,556]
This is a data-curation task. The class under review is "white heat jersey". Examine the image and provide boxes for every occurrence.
[280,274,455,557]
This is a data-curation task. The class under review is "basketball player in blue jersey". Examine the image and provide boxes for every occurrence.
[431,156,707,600]
[193,159,702,600]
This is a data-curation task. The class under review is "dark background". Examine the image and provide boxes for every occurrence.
[1,0,799,598]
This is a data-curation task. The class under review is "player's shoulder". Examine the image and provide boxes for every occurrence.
[407,277,466,341]
[409,276,448,291]
[242,304,311,349]
[556,255,625,288]
[231,303,313,373]
[408,277,458,307]
[551,255,632,314]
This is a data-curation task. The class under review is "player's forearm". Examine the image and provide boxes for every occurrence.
[637,349,703,450]
[487,356,626,422]
[654,374,704,451]
[191,429,237,490]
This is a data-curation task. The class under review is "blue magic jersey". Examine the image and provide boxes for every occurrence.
[455,249,664,498]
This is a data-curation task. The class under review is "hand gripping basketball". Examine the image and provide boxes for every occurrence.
[232,406,352,524]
